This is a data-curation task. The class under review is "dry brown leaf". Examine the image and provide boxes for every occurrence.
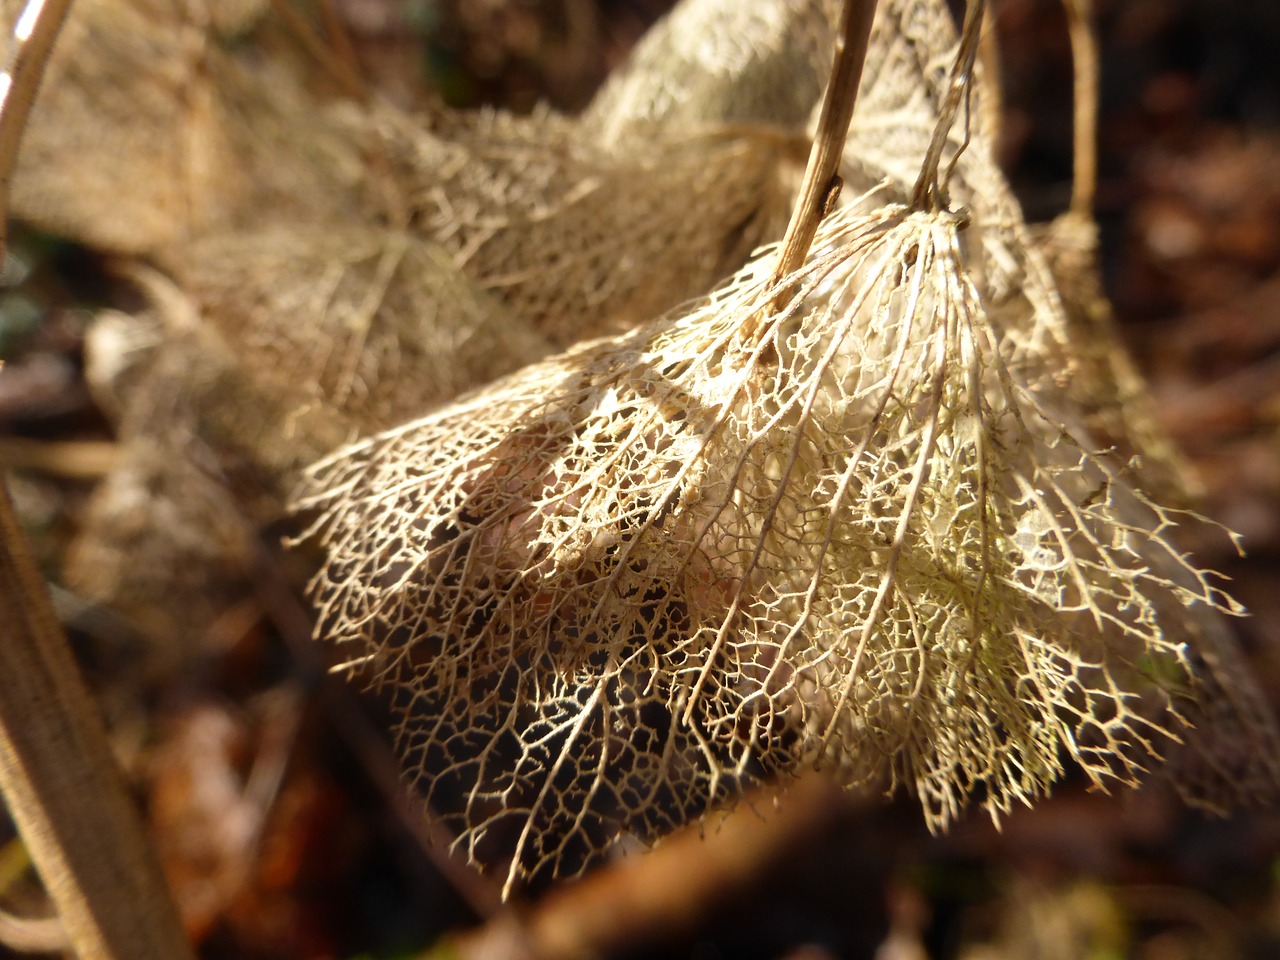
[4,0,364,255]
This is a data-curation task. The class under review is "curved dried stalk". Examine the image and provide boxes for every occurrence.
[1062,0,1099,219]
[0,907,67,954]
[0,0,72,258]
[845,0,997,199]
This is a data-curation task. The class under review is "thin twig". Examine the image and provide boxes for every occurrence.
[265,0,365,102]
[770,0,880,293]
[911,0,986,211]
[0,905,67,954]
[0,2,197,956]
[314,0,364,97]
[977,0,1003,148]
[0,0,73,258]
[0,437,120,478]
[1062,0,1099,219]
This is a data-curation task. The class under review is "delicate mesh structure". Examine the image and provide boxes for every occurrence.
[1034,213,1202,507]
[43,0,800,644]
[67,228,548,634]
[844,0,1191,507]
[581,0,838,142]
[844,0,1280,809]
[847,0,998,195]
[167,225,551,506]
[370,107,793,345]
[295,183,1278,896]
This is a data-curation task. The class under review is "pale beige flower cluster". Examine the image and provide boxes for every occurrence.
[295,0,1280,897]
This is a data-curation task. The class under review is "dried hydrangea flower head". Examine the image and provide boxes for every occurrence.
[842,0,1197,523]
[582,0,838,142]
[369,106,793,346]
[66,225,549,639]
[42,0,793,642]
[295,0,1279,896]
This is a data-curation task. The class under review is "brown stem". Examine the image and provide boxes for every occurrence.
[0,481,196,959]
[0,0,73,258]
[0,2,197,957]
[977,1,1003,148]
[910,0,986,211]
[0,906,68,954]
[1062,0,1099,219]
[315,0,365,97]
[266,0,366,102]
[770,0,880,293]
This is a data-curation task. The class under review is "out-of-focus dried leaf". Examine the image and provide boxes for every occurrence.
[68,229,548,633]
[168,225,550,506]
[149,701,259,941]
[3,0,366,256]
[582,0,837,141]
[65,434,254,645]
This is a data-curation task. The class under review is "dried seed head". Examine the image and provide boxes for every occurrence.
[370,106,793,345]
[582,0,838,142]
[66,227,548,635]
[845,0,1196,509]
[295,186,1278,896]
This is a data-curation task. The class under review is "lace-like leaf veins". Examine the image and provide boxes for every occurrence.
[295,181,1260,896]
